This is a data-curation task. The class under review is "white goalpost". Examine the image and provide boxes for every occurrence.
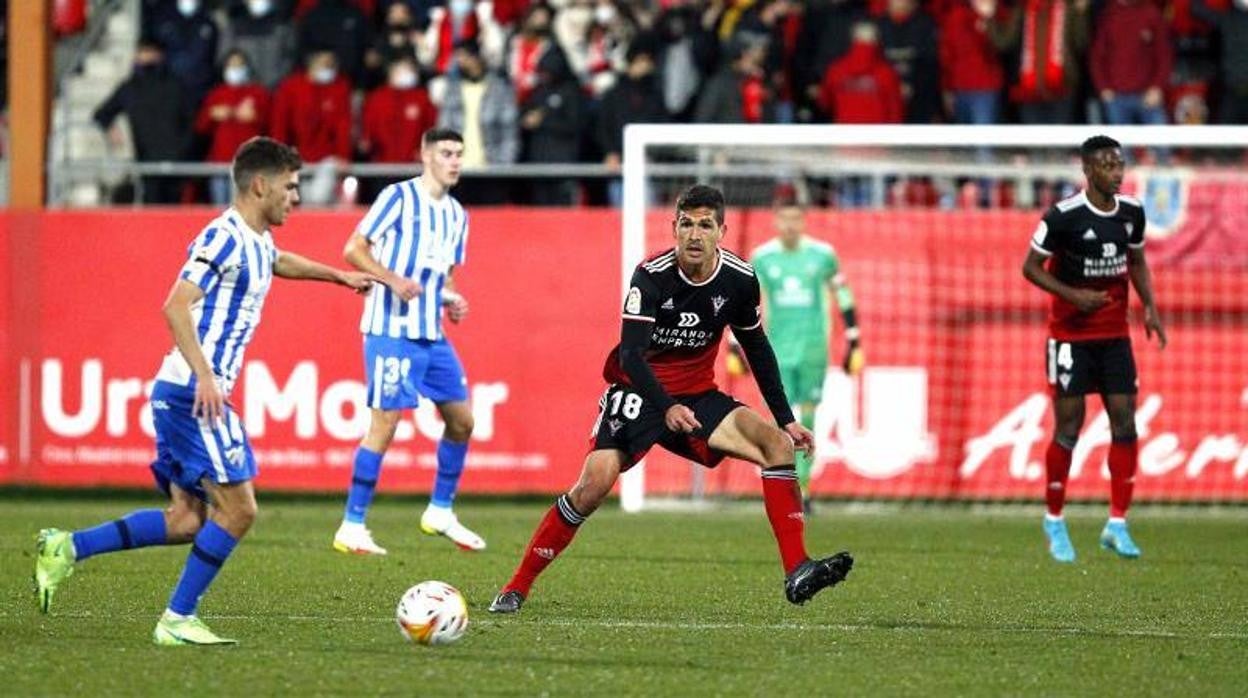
[618,124,1248,513]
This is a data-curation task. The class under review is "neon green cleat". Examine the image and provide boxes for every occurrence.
[34,528,77,614]
[153,612,238,646]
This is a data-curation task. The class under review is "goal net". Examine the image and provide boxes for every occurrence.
[619,125,1248,511]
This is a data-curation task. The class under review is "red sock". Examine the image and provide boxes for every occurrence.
[1108,438,1139,518]
[503,495,585,596]
[762,467,808,574]
[1045,439,1074,517]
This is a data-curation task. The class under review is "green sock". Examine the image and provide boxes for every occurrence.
[795,408,817,496]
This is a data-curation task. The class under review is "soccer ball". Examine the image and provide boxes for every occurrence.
[396,581,469,646]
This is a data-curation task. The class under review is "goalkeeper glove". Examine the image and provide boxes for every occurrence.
[842,341,865,376]
[725,338,750,377]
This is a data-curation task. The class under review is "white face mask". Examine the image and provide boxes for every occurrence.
[177,0,200,17]
[595,4,618,25]
[391,70,417,89]
[224,65,249,86]
[247,0,273,17]
[311,66,337,84]
[449,0,473,17]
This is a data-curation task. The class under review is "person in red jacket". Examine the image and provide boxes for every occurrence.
[271,49,353,165]
[1090,0,1173,125]
[819,22,905,123]
[196,50,271,204]
[360,56,438,165]
[940,0,1005,123]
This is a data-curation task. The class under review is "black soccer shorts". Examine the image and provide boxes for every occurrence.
[588,383,745,469]
[1046,337,1138,397]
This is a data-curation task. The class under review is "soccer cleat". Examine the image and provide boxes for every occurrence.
[34,528,77,614]
[420,507,486,551]
[1099,520,1141,559]
[784,551,854,605]
[332,522,388,555]
[1043,516,1077,563]
[153,612,238,646]
[488,590,525,614]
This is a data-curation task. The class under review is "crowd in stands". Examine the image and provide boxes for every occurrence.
[89,0,1248,204]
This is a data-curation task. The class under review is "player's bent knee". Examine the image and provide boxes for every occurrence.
[761,427,795,465]
[444,414,474,443]
[164,507,206,542]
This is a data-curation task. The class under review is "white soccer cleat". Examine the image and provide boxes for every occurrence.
[420,506,486,551]
[332,522,388,555]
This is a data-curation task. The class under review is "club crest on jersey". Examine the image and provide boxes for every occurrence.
[711,295,728,316]
[607,419,624,435]
[1059,373,1072,389]
[625,287,642,314]
[661,298,675,310]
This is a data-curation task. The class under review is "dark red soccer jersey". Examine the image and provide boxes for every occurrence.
[602,248,762,396]
[1030,191,1147,341]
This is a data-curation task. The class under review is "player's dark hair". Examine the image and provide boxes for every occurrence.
[1081,135,1121,161]
[232,137,302,193]
[423,128,464,148]
[675,184,726,224]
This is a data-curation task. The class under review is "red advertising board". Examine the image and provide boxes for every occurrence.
[2,189,1246,500]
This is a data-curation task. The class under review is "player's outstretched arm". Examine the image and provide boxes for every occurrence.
[274,251,374,293]
[1128,246,1167,349]
[161,279,224,423]
[1022,248,1109,313]
[343,232,422,301]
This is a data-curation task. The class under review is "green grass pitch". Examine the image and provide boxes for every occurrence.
[2,492,1245,696]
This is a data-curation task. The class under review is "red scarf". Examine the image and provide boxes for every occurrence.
[1016,0,1066,101]
[437,10,480,74]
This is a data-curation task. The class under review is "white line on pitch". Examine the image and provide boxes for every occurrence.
[9,611,1246,640]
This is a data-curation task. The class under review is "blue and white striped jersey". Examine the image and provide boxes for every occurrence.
[156,208,278,394]
[356,178,468,340]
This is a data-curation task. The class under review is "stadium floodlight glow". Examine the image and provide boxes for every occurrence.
[619,124,1248,513]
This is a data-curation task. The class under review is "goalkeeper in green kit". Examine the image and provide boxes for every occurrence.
[729,199,863,512]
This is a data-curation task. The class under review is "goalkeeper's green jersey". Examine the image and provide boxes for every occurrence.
[751,237,849,366]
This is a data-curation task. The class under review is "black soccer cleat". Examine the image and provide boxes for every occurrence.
[784,551,854,605]
[488,590,526,614]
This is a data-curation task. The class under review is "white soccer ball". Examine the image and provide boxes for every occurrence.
[396,581,469,646]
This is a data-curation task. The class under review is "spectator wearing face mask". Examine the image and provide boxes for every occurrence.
[93,38,194,204]
[221,0,297,90]
[271,49,354,163]
[361,56,438,163]
[196,49,271,204]
[1191,0,1248,122]
[298,0,370,85]
[144,0,220,108]
[363,1,421,89]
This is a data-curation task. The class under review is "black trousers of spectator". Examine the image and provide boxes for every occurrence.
[1220,89,1248,124]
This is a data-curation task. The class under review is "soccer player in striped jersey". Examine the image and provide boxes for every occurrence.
[332,128,484,554]
[488,185,853,615]
[1023,135,1167,563]
[33,137,374,645]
